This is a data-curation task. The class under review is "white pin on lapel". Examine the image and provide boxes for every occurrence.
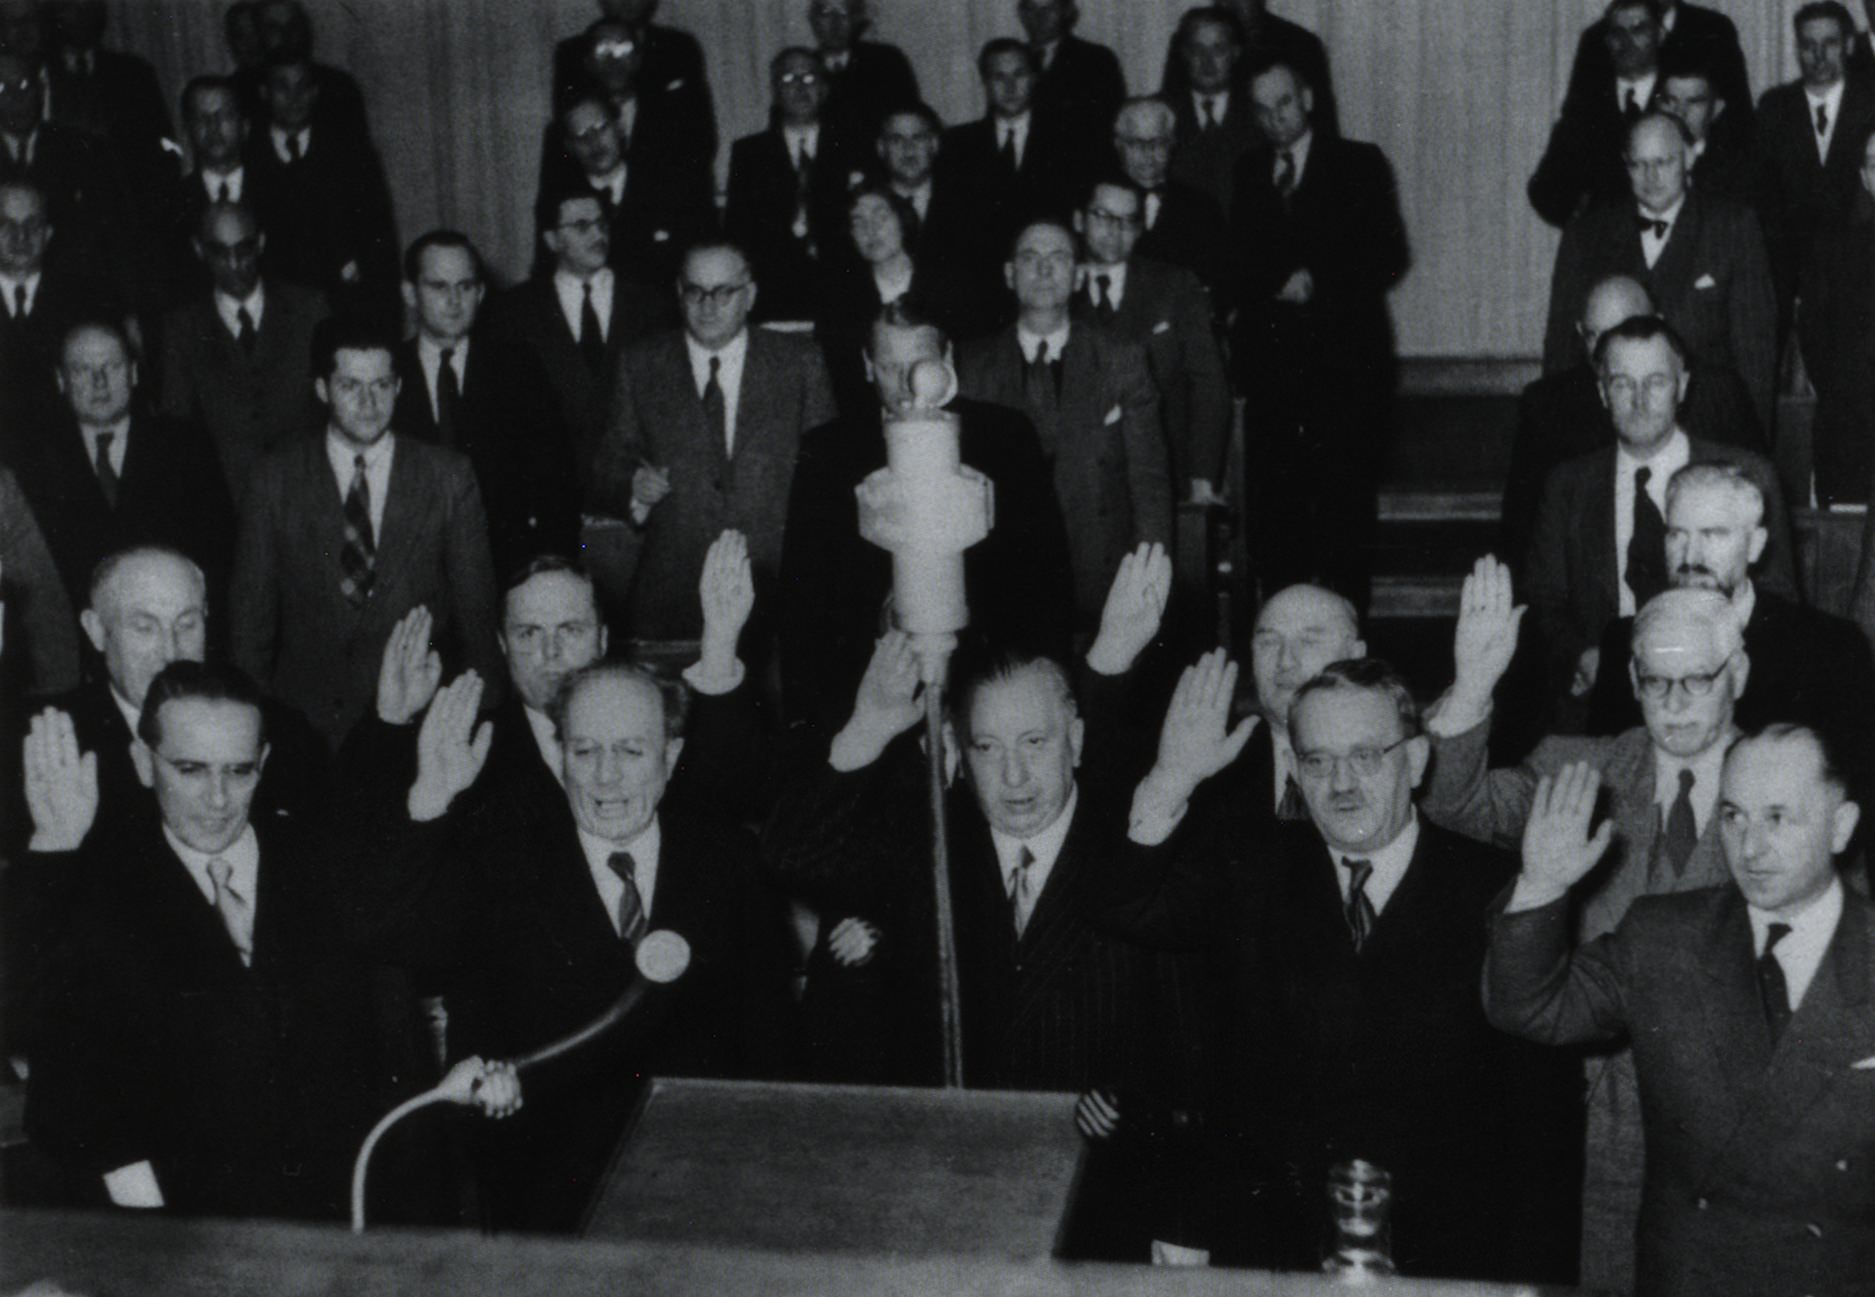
[1103,405,1123,425]
[1152,320,1172,334]
[1694,274,1717,290]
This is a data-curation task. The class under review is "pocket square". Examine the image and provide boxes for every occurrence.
[1152,320,1172,335]
[1694,274,1717,290]
[653,229,671,243]
[1853,1055,1875,1070]
[666,78,687,91]
[1104,405,1123,426]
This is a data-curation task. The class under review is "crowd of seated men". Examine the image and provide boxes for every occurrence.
[1,2,1874,1294]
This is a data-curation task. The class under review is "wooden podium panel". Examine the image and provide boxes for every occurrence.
[584,1079,1084,1259]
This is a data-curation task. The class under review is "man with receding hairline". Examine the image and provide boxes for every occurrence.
[1530,0,1666,226]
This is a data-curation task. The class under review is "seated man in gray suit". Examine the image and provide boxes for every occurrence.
[591,238,835,641]
[1487,723,1875,1297]
[158,200,327,503]
[1423,573,1747,1294]
[229,314,501,749]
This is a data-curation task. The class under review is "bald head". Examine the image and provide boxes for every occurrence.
[1580,274,1653,359]
[1251,584,1365,730]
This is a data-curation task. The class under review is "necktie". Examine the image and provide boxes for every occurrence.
[578,281,606,374]
[12,282,26,319]
[1341,857,1377,953]
[792,141,813,239]
[286,130,303,163]
[1627,465,1668,606]
[1662,767,1697,875]
[1638,214,1670,240]
[436,346,461,447]
[1023,339,1055,406]
[1758,922,1793,1044]
[703,354,727,454]
[1816,101,1830,139]
[1623,86,1641,120]
[1093,273,1114,318]
[605,851,649,945]
[216,178,230,203]
[93,430,119,508]
[339,452,376,606]
[1008,846,1037,937]
[1276,774,1309,822]
[206,858,255,967]
[236,305,257,353]
[1201,96,1220,130]
[1275,149,1297,199]
[999,125,1018,173]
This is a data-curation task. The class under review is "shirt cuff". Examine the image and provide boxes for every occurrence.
[1127,772,1190,846]
[683,657,746,697]
[1425,685,1492,738]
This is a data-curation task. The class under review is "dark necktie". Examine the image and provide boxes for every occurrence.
[93,430,119,508]
[1276,773,1309,821]
[1275,149,1297,199]
[12,283,26,319]
[1093,273,1114,319]
[702,354,727,453]
[236,305,257,353]
[436,346,461,447]
[339,452,376,606]
[286,130,303,163]
[605,851,649,945]
[578,282,606,374]
[1638,214,1669,240]
[215,178,231,203]
[1008,846,1037,937]
[1627,465,1668,606]
[1816,101,1830,140]
[1662,767,1697,875]
[1623,85,1642,120]
[1758,922,1793,1045]
[1022,339,1057,407]
[999,125,1018,173]
[1201,96,1220,130]
[1340,857,1377,953]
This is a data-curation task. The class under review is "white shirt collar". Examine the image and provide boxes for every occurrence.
[1617,425,1690,476]
[1328,812,1419,919]
[1616,71,1657,112]
[577,815,662,931]
[1084,259,1128,307]
[990,783,1079,929]
[0,268,42,314]
[684,328,749,453]
[164,822,261,910]
[325,427,395,536]
[214,282,266,338]
[199,162,244,200]
[552,266,613,339]
[1807,78,1847,113]
[1036,38,1060,71]
[523,703,565,786]
[269,123,311,162]
[1268,722,1297,807]
[1749,875,1844,1011]
[1651,737,1728,836]
[79,416,131,476]
[591,162,627,201]
[873,260,915,303]
[1016,320,1071,364]
[1193,88,1229,120]
[1279,129,1315,183]
[783,123,818,159]
[109,684,142,735]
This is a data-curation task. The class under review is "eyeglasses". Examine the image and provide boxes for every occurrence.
[1634,666,1726,700]
[680,280,750,307]
[1084,205,1141,229]
[778,71,823,87]
[1294,736,1412,781]
[590,39,637,60]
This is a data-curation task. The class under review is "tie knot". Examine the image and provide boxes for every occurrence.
[1341,857,1373,889]
[1635,465,1651,490]
[606,850,636,884]
[709,354,721,379]
[96,430,114,450]
[207,858,233,889]
[583,281,594,300]
[440,346,455,366]
[1678,767,1695,795]
[353,452,368,472]
[1764,921,1792,956]
[1032,340,1049,365]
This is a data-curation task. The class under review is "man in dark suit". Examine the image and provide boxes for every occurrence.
[245,0,372,150]
[807,0,919,165]
[151,76,253,301]
[1166,8,1259,220]
[1658,45,1753,204]
[43,0,172,221]
[1525,316,1793,705]
[543,17,716,198]
[158,201,327,504]
[875,102,994,296]
[1799,124,1875,504]
[725,47,849,325]
[1110,652,1573,1278]
[1072,176,1229,502]
[0,176,117,424]
[1018,0,1125,143]
[1756,2,1875,316]
[18,661,445,1221]
[246,49,398,312]
[395,230,579,573]
[943,40,1087,267]
[779,301,1075,732]
[345,661,795,1232]
[1111,96,1232,305]
[1230,55,1409,606]
[1530,0,1665,227]
[1562,0,1752,154]
[1507,273,1761,571]
[544,84,714,291]
[958,219,1169,626]
[550,0,714,167]
[1586,464,1875,789]
[1161,0,1338,138]
[592,240,836,640]
[1542,112,1777,432]
[0,463,76,699]
[11,319,233,613]
[1486,724,1875,1297]
[229,314,501,750]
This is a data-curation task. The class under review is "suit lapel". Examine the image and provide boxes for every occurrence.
[1647,191,1700,306]
[1585,447,1620,621]
[727,333,770,474]
[1692,894,1775,1146]
[371,436,421,603]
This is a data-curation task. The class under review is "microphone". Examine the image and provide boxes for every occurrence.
[349,931,692,1232]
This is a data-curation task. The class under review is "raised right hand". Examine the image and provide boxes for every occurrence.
[23,708,98,852]
[1452,555,1525,703]
[376,605,442,725]
[408,672,493,821]
[1150,649,1254,799]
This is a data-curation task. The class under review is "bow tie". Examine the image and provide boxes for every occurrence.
[1637,215,1670,239]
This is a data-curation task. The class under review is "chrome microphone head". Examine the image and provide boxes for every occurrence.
[635,929,691,984]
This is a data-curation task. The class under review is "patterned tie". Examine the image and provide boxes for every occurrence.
[236,305,258,353]
[436,346,461,447]
[1093,273,1115,319]
[702,354,727,454]
[578,281,607,374]
[605,850,649,945]
[339,452,376,606]
[1758,922,1792,1044]
[93,430,119,508]
[1275,149,1297,200]
[1627,465,1669,606]
[1008,846,1037,937]
[1276,774,1309,822]
[1340,857,1377,953]
[1662,767,1698,875]
[206,858,254,967]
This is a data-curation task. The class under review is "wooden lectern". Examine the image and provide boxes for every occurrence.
[584,1078,1085,1258]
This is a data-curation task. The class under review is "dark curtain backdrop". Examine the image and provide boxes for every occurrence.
[107,0,1820,357]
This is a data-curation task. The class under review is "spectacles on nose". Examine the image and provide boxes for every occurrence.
[1634,667,1724,700]
[1295,736,1411,781]
[680,280,750,308]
